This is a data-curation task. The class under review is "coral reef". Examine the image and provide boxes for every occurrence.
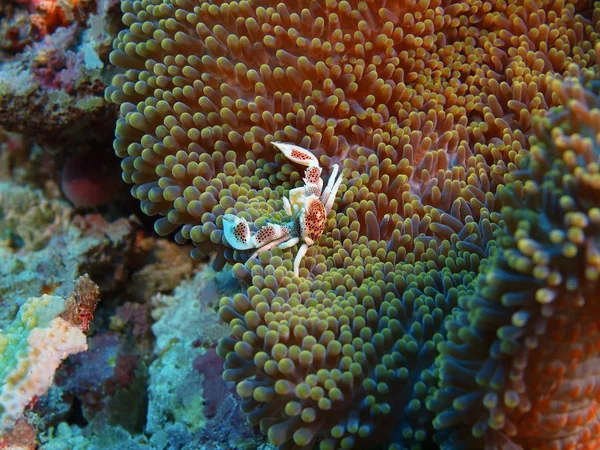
[0,0,598,448]
[125,237,201,303]
[0,209,135,327]
[60,148,124,208]
[54,331,146,430]
[0,176,254,448]
[0,205,137,325]
[0,0,129,212]
[192,347,232,420]
[146,265,236,440]
[121,263,273,450]
[0,0,116,144]
[0,275,100,433]
[0,181,72,251]
[0,418,37,450]
[0,127,29,181]
[0,2,34,57]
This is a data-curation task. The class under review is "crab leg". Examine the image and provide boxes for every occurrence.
[323,167,344,214]
[248,235,292,260]
[279,237,300,249]
[293,243,309,276]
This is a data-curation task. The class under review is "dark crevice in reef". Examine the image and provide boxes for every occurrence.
[66,397,88,428]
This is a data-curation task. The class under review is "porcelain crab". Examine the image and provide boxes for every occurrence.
[222,142,344,276]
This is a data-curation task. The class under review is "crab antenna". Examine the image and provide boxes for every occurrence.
[273,142,319,167]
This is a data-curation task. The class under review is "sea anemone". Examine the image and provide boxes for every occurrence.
[432,73,600,450]
[106,0,600,448]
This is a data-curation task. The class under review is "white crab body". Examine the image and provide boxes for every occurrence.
[223,143,343,277]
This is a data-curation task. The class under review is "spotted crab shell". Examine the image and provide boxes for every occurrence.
[300,195,327,242]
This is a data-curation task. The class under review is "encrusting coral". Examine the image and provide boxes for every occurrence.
[106,0,600,448]
[0,181,72,251]
[0,0,117,146]
[0,275,100,434]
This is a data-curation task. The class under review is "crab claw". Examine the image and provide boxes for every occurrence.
[303,165,323,196]
[222,214,254,250]
[273,142,319,167]
[251,223,289,247]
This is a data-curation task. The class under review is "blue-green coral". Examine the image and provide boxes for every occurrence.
[106,0,600,448]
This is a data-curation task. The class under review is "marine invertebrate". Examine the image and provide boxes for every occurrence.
[432,73,600,449]
[0,2,33,56]
[0,0,116,147]
[0,275,99,433]
[54,331,145,431]
[192,347,233,419]
[218,245,480,449]
[223,142,344,276]
[25,0,84,37]
[106,0,600,267]
[146,267,234,437]
[106,0,600,447]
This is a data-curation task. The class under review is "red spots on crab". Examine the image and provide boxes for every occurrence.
[303,197,326,241]
[234,222,248,243]
[255,225,278,244]
[291,149,312,161]
[304,165,321,184]
[273,142,319,167]
[253,225,290,245]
